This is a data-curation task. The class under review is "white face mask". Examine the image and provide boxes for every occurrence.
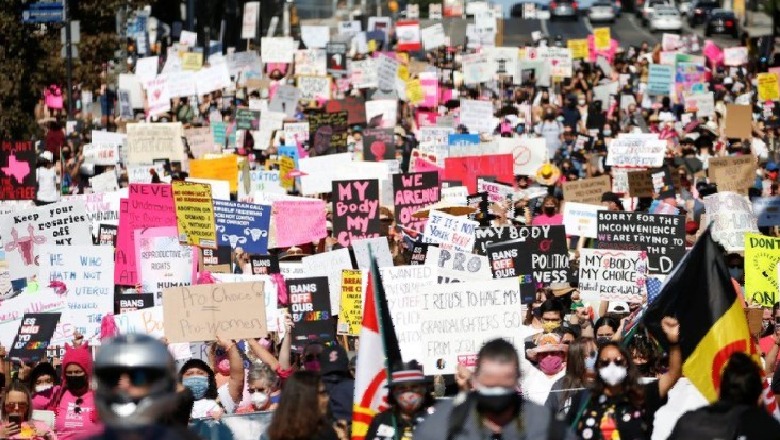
[35,384,53,393]
[599,363,628,386]
[251,392,269,409]
[578,99,586,106]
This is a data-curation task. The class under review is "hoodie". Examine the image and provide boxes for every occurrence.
[55,343,102,440]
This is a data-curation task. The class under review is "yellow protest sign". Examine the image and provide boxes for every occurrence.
[567,39,589,59]
[189,155,239,192]
[338,269,363,336]
[593,28,611,51]
[279,155,296,191]
[398,64,410,81]
[171,181,217,248]
[757,72,780,102]
[406,79,424,105]
[744,233,780,306]
[181,52,204,71]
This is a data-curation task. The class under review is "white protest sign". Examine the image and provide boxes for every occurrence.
[114,306,165,338]
[606,136,666,168]
[724,47,748,66]
[126,122,185,164]
[283,121,310,144]
[0,289,67,349]
[179,31,197,48]
[294,49,328,76]
[496,137,547,175]
[301,249,354,314]
[39,245,115,343]
[376,54,399,93]
[144,75,172,117]
[486,46,520,80]
[269,85,300,118]
[298,155,388,194]
[461,52,491,85]
[459,99,496,134]
[261,37,297,63]
[703,191,759,252]
[301,26,330,49]
[477,179,514,204]
[381,265,436,362]
[423,210,478,252]
[419,278,523,374]
[350,59,378,89]
[195,63,232,96]
[89,171,119,193]
[165,71,197,98]
[135,56,159,84]
[88,131,123,165]
[425,246,492,282]
[351,236,394,269]
[296,75,331,102]
[365,99,397,129]
[421,23,448,50]
[0,201,92,279]
[136,228,195,304]
[579,248,648,303]
[562,202,604,238]
[538,47,572,78]
[241,1,260,39]
[73,189,126,241]
[684,92,715,117]
[441,186,469,205]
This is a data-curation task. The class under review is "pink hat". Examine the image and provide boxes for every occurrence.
[62,343,93,379]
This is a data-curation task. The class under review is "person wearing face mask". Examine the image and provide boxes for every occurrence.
[52,340,103,440]
[206,336,246,416]
[522,333,569,405]
[415,338,577,440]
[235,363,280,413]
[573,317,681,440]
[545,341,590,423]
[27,362,60,411]
[532,196,563,226]
[626,332,660,381]
[726,253,745,285]
[594,316,622,346]
[525,298,566,355]
[177,359,221,420]
[364,361,435,440]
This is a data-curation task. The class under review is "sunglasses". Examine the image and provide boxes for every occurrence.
[597,358,627,368]
[4,401,29,410]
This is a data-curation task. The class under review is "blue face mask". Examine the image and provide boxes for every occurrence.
[183,376,210,400]
[584,353,597,370]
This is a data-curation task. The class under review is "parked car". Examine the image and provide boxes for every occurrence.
[589,1,616,21]
[510,0,550,17]
[688,0,719,26]
[641,0,671,25]
[678,0,693,16]
[705,9,739,37]
[550,0,579,19]
[650,5,683,31]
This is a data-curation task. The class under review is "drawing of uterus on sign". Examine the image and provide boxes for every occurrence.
[5,224,46,266]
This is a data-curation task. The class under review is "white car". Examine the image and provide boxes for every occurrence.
[641,0,671,25]
[649,5,683,31]
[588,1,616,22]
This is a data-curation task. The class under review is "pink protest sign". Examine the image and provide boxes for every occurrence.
[420,72,438,107]
[114,184,177,286]
[587,36,618,63]
[272,199,327,248]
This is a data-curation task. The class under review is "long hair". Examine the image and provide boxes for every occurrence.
[557,341,588,413]
[266,371,326,440]
[3,381,33,421]
[590,342,645,409]
[178,359,218,400]
[27,361,60,390]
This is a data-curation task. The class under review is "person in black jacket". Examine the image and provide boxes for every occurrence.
[318,344,355,425]
[364,361,435,440]
[669,352,780,439]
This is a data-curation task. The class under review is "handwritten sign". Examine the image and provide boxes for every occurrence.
[163,282,267,343]
[593,27,611,50]
[337,269,363,336]
[423,209,478,252]
[136,227,195,303]
[562,175,612,204]
[381,265,436,362]
[309,111,348,154]
[114,306,165,338]
[744,234,780,306]
[286,276,332,350]
[296,75,331,102]
[0,141,36,200]
[301,248,353,314]
[703,192,758,252]
[189,155,239,193]
[647,64,674,96]
[606,136,666,168]
[579,248,648,303]
[126,123,185,165]
[708,155,757,194]
[213,200,271,254]
[272,198,327,248]
[172,181,217,248]
[332,180,380,248]
[393,172,440,232]
[562,202,604,238]
[426,246,492,283]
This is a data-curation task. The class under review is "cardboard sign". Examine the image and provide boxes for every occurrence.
[562,175,612,204]
[8,313,61,361]
[724,104,753,140]
[423,209,478,252]
[39,245,115,342]
[0,201,92,279]
[419,278,523,375]
[189,155,239,193]
[272,198,327,248]
[708,155,757,194]
[444,154,514,194]
[113,306,164,338]
[362,128,396,161]
[579,248,648,303]
[136,227,196,302]
[114,293,155,314]
[0,141,37,200]
[562,202,604,239]
[744,233,780,306]
[126,123,185,165]
[309,111,349,154]
[597,211,685,275]
[214,200,271,254]
[337,269,363,336]
[332,179,380,248]
[626,170,654,197]
[393,172,440,232]
[287,276,332,351]
[172,181,217,248]
[163,282,267,343]
[380,265,436,362]
[702,192,758,252]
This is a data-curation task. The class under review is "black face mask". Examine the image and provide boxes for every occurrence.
[66,374,88,391]
[635,362,652,376]
[62,150,72,160]
[543,206,556,216]
[475,391,520,414]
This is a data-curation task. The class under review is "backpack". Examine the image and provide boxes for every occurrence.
[669,404,751,440]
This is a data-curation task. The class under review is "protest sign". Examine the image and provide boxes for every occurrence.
[88,171,118,193]
[261,37,296,63]
[0,289,67,349]
[350,59,378,89]
[381,265,436,362]
[126,123,185,165]
[393,172,440,232]
[753,197,780,227]
[419,278,523,375]
[444,154,514,194]
[172,181,217,248]
[567,39,589,59]
[326,42,348,78]
[724,104,753,139]
[626,170,654,198]
[200,247,231,273]
[83,142,119,167]
[593,27,611,50]
[39,245,114,342]
[361,128,396,161]
[301,248,353,314]
[269,85,300,118]
[410,242,434,265]
[136,227,196,302]
[396,20,422,51]
[495,137,547,176]
[296,75,331,102]
[683,92,715,117]
[287,276,332,350]
[376,53,399,93]
[647,64,674,96]
[421,23,447,50]
[477,179,514,204]
[77,189,125,241]
[189,155,239,193]
[0,201,92,279]
[708,155,757,194]
[301,26,330,49]
[459,99,496,134]
[114,293,155,314]
[744,233,780,306]
[426,246,491,282]
[214,200,271,254]
[0,141,37,200]
[163,281,267,343]
[758,72,780,102]
[211,274,280,333]
[144,76,171,117]
[272,198,327,248]
[337,269,364,336]
[298,154,388,194]
[423,210,478,252]
[98,224,118,247]
[249,255,280,275]
[365,100,397,129]
[309,111,349,154]
[724,46,748,66]
[461,52,492,85]
[597,211,685,274]
[325,97,368,126]
[562,174,612,204]
[8,313,61,361]
[184,127,217,159]
[294,49,327,76]
[113,306,164,338]
[351,236,394,270]
[579,249,648,303]
[562,202,604,238]
[606,136,666,168]
[703,192,758,252]
[180,52,203,70]
[332,180,380,248]
[235,108,261,131]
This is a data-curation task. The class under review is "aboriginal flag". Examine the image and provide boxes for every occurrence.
[644,227,754,402]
